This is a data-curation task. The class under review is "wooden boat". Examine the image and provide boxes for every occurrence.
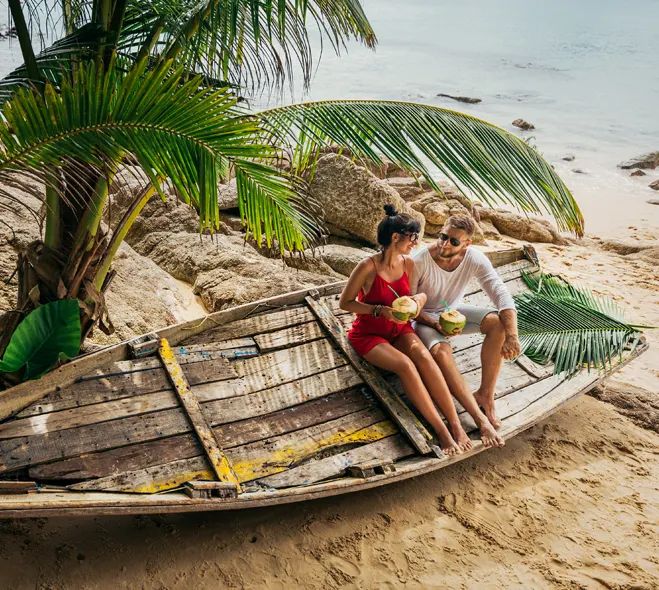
[0,248,647,518]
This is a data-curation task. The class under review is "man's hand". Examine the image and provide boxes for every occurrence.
[501,334,521,360]
[434,320,462,338]
[410,293,426,318]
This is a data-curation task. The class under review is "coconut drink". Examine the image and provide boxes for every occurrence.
[439,308,467,335]
[391,296,418,321]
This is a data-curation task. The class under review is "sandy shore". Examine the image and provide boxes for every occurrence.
[1,219,658,589]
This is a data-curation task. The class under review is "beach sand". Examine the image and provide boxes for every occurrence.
[1,219,658,589]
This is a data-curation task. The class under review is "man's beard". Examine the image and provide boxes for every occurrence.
[438,249,459,258]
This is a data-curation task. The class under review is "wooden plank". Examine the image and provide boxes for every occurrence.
[158,338,240,490]
[29,387,373,481]
[253,321,325,353]
[305,296,433,454]
[7,363,362,442]
[0,281,346,422]
[70,408,398,492]
[19,338,345,418]
[82,340,258,378]
[259,435,413,488]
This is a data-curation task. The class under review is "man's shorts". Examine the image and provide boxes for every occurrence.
[413,304,496,351]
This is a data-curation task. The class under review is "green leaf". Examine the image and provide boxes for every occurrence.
[514,273,642,377]
[0,299,81,381]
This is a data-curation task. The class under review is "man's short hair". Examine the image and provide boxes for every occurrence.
[445,214,476,237]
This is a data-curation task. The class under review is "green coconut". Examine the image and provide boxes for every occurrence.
[439,309,466,335]
[391,296,418,321]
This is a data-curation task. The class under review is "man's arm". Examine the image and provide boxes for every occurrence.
[499,308,521,360]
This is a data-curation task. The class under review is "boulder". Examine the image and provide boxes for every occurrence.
[618,151,659,170]
[650,180,659,191]
[476,208,559,244]
[386,177,428,201]
[478,219,502,241]
[437,93,482,104]
[512,119,535,131]
[309,154,425,246]
[630,169,646,177]
[317,244,372,276]
[423,222,443,237]
[133,231,335,311]
[422,201,451,225]
[218,179,239,210]
[647,199,659,206]
[599,239,652,256]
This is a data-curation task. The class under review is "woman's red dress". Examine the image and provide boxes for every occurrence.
[347,267,415,356]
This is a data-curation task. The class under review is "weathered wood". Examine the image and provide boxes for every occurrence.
[347,460,396,478]
[253,321,325,353]
[29,387,373,481]
[70,408,398,491]
[0,481,37,494]
[19,338,345,418]
[158,338,241,490]
[515,355,551,379]
[184,481,238,499]
[258,435,414,488]
[305,296,433,454]
[128,333,159,359]
[0,281,346,422]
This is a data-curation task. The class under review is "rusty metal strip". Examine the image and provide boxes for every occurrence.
[305,296,433,455]
[158,338,241,492]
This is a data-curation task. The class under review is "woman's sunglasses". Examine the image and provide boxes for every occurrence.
[439,232,463,247]
[401,232,420,243]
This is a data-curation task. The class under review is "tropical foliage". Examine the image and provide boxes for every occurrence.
[0,299,81,380]
[515,272,644,377]
[0,0,584,377]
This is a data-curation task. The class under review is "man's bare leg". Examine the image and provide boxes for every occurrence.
[473,312,506,428]
[430,342,504,447]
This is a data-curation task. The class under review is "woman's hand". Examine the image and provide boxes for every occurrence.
[410,293,426,317]
[381,307,409,325]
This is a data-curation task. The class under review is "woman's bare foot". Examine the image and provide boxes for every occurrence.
[479,419,505,448]
[435,429,462,456]
[449,422,473,452]
[474,389,501,429]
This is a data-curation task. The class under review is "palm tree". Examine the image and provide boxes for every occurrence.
[0,0,583,375]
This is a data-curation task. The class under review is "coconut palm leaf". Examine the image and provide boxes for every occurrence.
[257,100,585,235]
[514,274,642,377]
[0,58,318,252]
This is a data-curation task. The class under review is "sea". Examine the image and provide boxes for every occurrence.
[1,0,657,235]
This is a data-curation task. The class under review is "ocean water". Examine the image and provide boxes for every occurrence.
[0,0,657,235]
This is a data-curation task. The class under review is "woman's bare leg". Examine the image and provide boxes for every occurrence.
[393,333,472,451]
[364,342,461,455]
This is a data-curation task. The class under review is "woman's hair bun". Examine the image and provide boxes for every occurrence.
[383,204,398,217]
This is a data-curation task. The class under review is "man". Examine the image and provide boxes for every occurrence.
[410,214,521,428]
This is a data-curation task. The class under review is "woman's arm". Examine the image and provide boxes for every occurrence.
[339,258,378,316]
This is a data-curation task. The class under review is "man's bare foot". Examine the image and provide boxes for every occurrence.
[435,430,462,456]
[474,389,501,428]
[449,423,473,452]
[479,419,505,448]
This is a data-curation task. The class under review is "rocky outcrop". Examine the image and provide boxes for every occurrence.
[512,119,535,131]
[315,244,372,276]
[309,154,425,246]
[437,93,482,104]
[630,169,646,177]
[619,152,659,170]
[476,207,567,244]
[650,180,659,191]
[386,177,428,201]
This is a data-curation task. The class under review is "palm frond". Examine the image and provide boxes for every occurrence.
[256,100,585,235]
[514,274,642,377]
[119,0,376,94]
[0,58,319,251]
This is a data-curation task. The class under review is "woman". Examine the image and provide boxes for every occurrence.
[340,205,501,455]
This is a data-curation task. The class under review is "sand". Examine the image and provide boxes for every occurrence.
[1,222,658,589]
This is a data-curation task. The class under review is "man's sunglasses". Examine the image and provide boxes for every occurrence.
[439,232,463,247]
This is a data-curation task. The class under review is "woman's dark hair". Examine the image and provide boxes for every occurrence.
[377,204,421,249]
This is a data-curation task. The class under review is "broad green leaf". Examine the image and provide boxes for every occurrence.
[0,299,81,381]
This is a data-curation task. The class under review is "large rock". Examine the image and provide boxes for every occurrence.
[317,244,372,276]
[133,231,335,311]
[619,151,659,170]
[309,154,425,246]
[476,208,565,244]
[386,177,428,201]
[512,119,535,131]
[650,180,659,191]
[478,219,502,241]
[218,179,239,209]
